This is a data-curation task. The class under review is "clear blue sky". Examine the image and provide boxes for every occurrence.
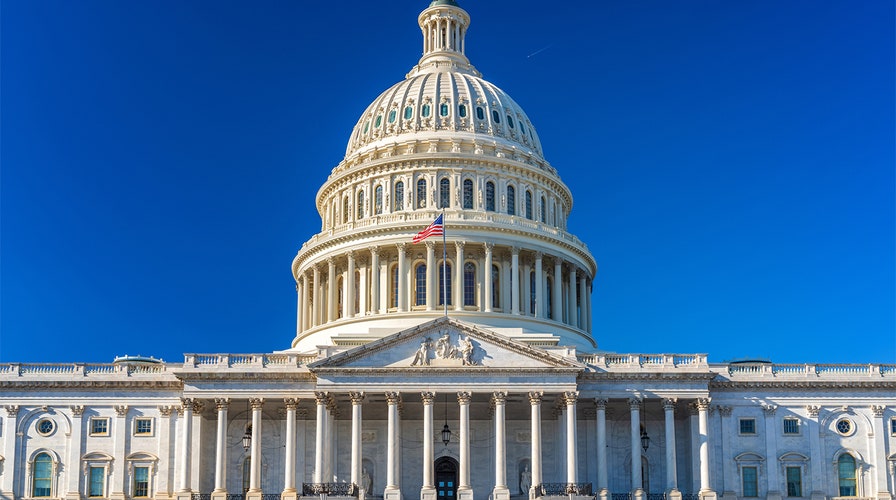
[2,1,893,364]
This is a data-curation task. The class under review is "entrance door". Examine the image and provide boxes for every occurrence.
[435,457,458,500]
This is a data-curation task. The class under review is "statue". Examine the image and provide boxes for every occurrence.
[436,330,455,359]
[361,467,372,493]
[519,464,531,495]
[460,335,474,366]
[411,338,431,366]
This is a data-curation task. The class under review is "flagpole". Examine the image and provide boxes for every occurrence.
[442,209,448,318]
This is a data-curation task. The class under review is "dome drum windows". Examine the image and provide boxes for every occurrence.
[507,185,516,216]
[375,186,384,215]
[476,106,485,120]
[462,179,474,209]
[485,181,495,212]
[356,190,365,220]
[417,179,427,208]
[375,115,383,128]
[525,190,533,220]
[439,178,451,209]
[458,104,467,118]
[439,103,450,117]
[404,106,414,120]
[422,103,432,118]
[492,110,501,123]
[388,109,397,123]
[394,181,405,211]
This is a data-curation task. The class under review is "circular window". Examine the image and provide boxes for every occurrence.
[37,418,55,436]
[836,418,853,435]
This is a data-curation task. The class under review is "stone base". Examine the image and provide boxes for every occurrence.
[421,487,437,500]
[767,491,782,500]
[456,488,473,500]
[110,492,126,500]
[247,490,264,500]
[492,487,511,500]
[699,490,718,500]
[879,493,893,500]
[175,491,193,500]
[597,489,610,500]
[809,491,825,500]
[632,489,645,500]
[0,492,15,500]
[65,492,83,500]
[384,487,403,500]
[666,489,682,500]
[281,489,298,500]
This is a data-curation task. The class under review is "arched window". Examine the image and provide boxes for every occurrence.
[838,454,857,496]
[32,453,53,497]
[417,179,427,208]
[242,456,251,493]
[439,262,452,306]
[343,197,349,224]
[462,179,474,209]
[529,270,536,315]
[390,265,399,308]
[357,190,365,219]
[485,181,495,211]
[439,178,451,209]
[525,190,533,219]
[540,196,546,222]
[507,186,516,215]
[394,181,405,211]
[354,270,361,315]
[491,264,500,309]
[415,264,427,306]
[546,276,553,319]
[337,276,344,319]
[464,262,476,306]
[375,186,383,215]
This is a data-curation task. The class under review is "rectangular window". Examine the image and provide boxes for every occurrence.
[786,467,802,497]
[783,417,800,435]
[133,467,149,497]
[90,417,109,436]
[742,466,758,497]
[89,466,105,497]
[134,418,153,436]
[891,417,896,436]
[739,418,756,435]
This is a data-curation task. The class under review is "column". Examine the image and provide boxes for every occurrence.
[426,241,436,310]
[529,392,543,498]
[326,399,336,482]
[629,398,644,498]
[65,406,84,500]
[484,243,494,312]
[696,398,715,498]
[564,392,578,486]
[397,243,408,312]
[213,399,230,496]
[248,398,264,497]
[716,406,735,500]
[763,405,781,500]
[283,399,299,500]
[0,406,17,499]
[871,406,889,500]
[493,392,510,500]
[568,267,578,328]
[663,399,681,498]
[455,241,465,311]
[805,406,824,500]
[511,247,520,315]
[296,279,304,335]
[552,259,562,321]
[534,253,543,318]
[370,247,380,314]
[585,279,593,332]
[358,257,368,316]
[346,251,356,318]
[178,399,194,493]
[313,393,327,484]
[457,392,473,500]
[110,405,128,499]
[312,265,321,326]
[595,399,609,497]
[384,392,401,500]
[300,274,310,331]
[578,275,587,331]
[327,258,337,322]
[157,406,175,496]
[522,261,531,315]
[350,393,365,493]
[421,393,437,500]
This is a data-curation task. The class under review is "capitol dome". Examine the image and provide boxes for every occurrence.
[290,0,597,354]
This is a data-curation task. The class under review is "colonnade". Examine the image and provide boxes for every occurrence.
[199,394,714,500]
[295,243,593,335]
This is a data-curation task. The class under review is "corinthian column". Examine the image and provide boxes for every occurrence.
[493,392,509,500]
[564,392,578,484]
[529,392,543,498]
[248,398,264,499]
[327,258,337,321]
[484,243,494,312]
[312,265,321,326]
[663,399,680,499]
[283,399,299,500]
[397,243,408,312]
[212,399,230,497]
[313,392,327,484]
[350,392,364,493]
[454,241,465,310]
[346,251,356,317]
[534,252,543,318]
[177,398,194,496]
[384,392,402,500]
[552,258,563,321]
[421,392,437,500]
[511,247,520,315]
[457,392,473,500]
[629,398,643,500]
[595,399,608,497]
[568,267,578,328]
[370,246,380,314]
[696,398,715,499]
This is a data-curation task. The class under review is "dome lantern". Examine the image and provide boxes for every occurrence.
[411,0,479,77]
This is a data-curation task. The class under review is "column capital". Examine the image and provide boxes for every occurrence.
[870,405,885,417]
[761,403,777,416]
[346,250,355,261]
[594,398,608,410]
[457,391,472,404]
[662,398,677,411]
[385,391,401,405]
[314,391,329,405]
[70,405,85,417]
[563,391,578,406]
[158,405,174,417]
[425,240,435,250]
[695,398,712,411]
[628,397,642,410]
[249,398,265,410]
[806,405,821,417]
[421,391,436,405]
[284,398,299,410]
[5,405,19,417]
[527,391,543,405]
[396,242,407,251]
[214,398,231,411]
[484,242,494,252]
[533,251,543,260]
[455,240,465,250]
[370,245,380,257]
[327,256,335,266]
[511,246,520,256]
[717,405,733,417]
[192,401,206,413]
[492,391,507,405]
[180,397,195,410]
[349,392,366,405]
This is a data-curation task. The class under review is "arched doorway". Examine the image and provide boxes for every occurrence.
[435,456,458,499]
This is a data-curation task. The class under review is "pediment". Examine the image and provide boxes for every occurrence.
[309,317,582,372]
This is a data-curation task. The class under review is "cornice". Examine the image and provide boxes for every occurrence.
[173,372,316,382]
[711,380,896,390]
[313,367,582,376]
[0,381,184,390]
[579,372,717,382]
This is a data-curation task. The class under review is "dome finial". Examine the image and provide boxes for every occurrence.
[410,0,479,77]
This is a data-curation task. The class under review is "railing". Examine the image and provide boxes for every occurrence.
[646,494,666,500]
[261,494,281,500]
[681,494,700,500]
[576,354,708,369]
[302,483,358,497]
[726,363,896,378]
[1,362,171,377]
[184,353,318,368]
[611,493,631,500]
[538,483,593,496]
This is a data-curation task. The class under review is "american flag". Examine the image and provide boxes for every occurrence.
[412,214,444,243]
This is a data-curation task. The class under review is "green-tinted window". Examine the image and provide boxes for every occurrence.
[89,467,104,497]
[742,466,758,497]
[492,110,500,123]
[476,106,485,120]
[458,105,467,118]
[440,103,449,117]
[404,106,414,120]
[838,455,856,496]
[33,453,53,497]
[422,104,431,117]
[374,115,382,127]
[786,467,801,497]
[363,121,369,134]
[388,109,397,123]
[134,467,149,497]
[507,115,514,128]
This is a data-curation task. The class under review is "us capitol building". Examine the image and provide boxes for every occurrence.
[2,3,893,500]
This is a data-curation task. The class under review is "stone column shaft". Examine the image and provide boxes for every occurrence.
[534,254,543,318]
[630,399,643,493]
[350,393,364,490]
[178,401,193,492]
[568,268,578,328]
[565,392,578,484]
[511,249,520,315]
[426,241,436,310]
[484,244,494,312]
[529,392,543,495]
[284,399,298,496]
[397,243,408,312]
[697,399,712,494]
[552,259,562,321]
[346,252,356,317]
[314,394,326,483]
[249,399,263,493]
[595,400,608,492]
[455,242,465,310]
[214,400,229,493]
[370,248,380,314]
[312,266,321,326]
[493,392,509,500]
[664,400,679,493]
[327,259,337,322]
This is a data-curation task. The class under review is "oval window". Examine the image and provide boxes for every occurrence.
[507,115,515,128]
[476,106,485,120]
[458,105,467,118]
[422,104,431,117]
[375,115,382,128]
[440,103,449,117]
[388,110,397,123]
[520,121,527,135]
[363,121,369,134]
[404,106,414,120]
[492,110,500,123]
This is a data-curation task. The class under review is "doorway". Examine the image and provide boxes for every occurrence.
[435,456,459,499]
